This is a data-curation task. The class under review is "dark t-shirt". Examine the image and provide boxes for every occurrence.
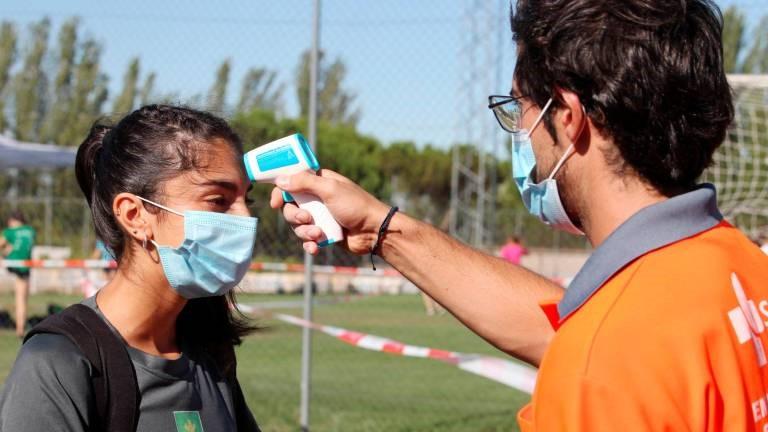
[0,296,255,432]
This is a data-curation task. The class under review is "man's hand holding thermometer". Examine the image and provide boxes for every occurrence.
[245,133,348,247]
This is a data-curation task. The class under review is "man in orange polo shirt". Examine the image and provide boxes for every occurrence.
[271,0,768,429]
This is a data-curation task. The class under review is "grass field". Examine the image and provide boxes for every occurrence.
[0,292,529,431]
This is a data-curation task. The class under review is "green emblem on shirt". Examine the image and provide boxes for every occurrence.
[174,411,204,432]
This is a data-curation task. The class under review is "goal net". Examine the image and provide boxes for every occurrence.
[703,74,768,240]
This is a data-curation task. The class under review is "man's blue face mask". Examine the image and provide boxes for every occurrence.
[510,98,584,235]
[137,196,258,299]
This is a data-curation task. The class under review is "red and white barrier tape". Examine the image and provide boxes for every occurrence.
[0,259,401,277]
[239,303,538,393]
[0,260,572,288]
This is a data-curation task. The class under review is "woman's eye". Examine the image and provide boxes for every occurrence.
[207,197,229,207]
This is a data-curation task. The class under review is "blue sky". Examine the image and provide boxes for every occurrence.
[0,0,764,149]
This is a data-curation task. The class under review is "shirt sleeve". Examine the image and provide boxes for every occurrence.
[0,334,94,432]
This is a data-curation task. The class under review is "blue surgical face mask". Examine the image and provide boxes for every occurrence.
[137,196,258,299]
[511,98,584,235]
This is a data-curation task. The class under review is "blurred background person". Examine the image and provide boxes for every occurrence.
[90,237,116,281]
[498,235,528,266]
[0,211,36,338]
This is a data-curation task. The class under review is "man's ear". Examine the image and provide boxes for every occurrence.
[554,89,588,147]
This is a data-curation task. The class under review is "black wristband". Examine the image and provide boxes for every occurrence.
[370,206,399,271]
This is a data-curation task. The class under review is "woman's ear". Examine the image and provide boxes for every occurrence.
[113,193,154,243]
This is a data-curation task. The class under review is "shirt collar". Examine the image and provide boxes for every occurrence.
[557,183,723,322]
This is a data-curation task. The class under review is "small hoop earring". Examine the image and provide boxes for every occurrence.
[142,232,148,250]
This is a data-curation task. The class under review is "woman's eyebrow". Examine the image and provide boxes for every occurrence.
[196,180,239,192]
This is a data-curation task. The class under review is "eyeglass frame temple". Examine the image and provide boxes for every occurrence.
[487,94,522,109]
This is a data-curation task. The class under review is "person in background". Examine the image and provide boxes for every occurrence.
[0,210,36,338]
[90,237,116,282]
[499,235,528,266]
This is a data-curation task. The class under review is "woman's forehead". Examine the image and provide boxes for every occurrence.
[168,140,248,192]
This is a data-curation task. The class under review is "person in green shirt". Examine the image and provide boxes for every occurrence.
[0,210,36,338]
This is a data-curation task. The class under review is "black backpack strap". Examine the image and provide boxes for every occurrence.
[211,342,261,432]
[24,304,139,432]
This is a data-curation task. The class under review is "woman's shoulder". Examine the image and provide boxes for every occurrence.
[12,333,93,381]
[0,334,94,431]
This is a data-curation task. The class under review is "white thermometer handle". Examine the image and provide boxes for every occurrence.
[292,192,344,247]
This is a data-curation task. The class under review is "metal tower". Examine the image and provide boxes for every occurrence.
[449,0,506,248]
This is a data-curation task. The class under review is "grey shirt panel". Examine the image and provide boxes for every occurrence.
[557,183,723,321]
[0,297,239,432]
[0,334,93,432]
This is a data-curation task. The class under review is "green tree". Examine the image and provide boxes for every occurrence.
[236,67,283,113]
[58,38,103,146]
[0,21,18,133]
[208,59,230,113]
[722,6,768,74]
[722,6,745,73]
[138,71,156,106]
[112,57,140,114]
[13,18,50,141]
[296,50,360,125]
[41,17,78,143]
[742,16,768,74]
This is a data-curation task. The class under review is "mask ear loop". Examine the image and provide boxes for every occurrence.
[547,105,588,181]
[136,196,184,217]
[135,196,176,263]
[526,98,554,137]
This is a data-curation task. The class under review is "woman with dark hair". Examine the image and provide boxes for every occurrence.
[0,105,261,431]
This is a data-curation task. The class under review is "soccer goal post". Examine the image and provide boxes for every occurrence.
[703,74,768,239]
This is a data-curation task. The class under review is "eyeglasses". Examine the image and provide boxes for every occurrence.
[488,95,524,133]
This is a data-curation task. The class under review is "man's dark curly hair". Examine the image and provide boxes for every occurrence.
[512,0,734,195]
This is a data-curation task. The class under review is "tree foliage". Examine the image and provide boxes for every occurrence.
[112,57,140,114]
[722,6,768,73]
[237,67,283,113]
[0,21,18,133]
[14,18,50,141]
[296,50,360,126]
[207,59,230,114]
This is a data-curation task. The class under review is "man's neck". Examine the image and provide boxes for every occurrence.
[582,175,669,247]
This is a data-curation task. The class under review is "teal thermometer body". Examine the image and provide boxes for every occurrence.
[244,133,343,247]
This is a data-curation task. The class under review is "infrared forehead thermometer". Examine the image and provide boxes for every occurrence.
[243,133,344,247]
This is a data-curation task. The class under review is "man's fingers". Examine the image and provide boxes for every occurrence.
[282,204,313,225]
[302,241,319,255]
[270,187,285,209]
[293,225,323,241]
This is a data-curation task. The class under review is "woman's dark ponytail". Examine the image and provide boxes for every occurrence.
[75,124,111,206]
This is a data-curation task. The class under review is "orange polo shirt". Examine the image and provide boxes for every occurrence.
[519,185,768,431]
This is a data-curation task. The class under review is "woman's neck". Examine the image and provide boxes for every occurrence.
[96,266,187,359]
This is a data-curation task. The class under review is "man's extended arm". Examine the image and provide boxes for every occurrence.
[271,169,562,366]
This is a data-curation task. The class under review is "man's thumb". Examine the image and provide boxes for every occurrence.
[275,171,332,199]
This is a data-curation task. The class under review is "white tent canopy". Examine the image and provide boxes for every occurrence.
[0,135,76,170]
